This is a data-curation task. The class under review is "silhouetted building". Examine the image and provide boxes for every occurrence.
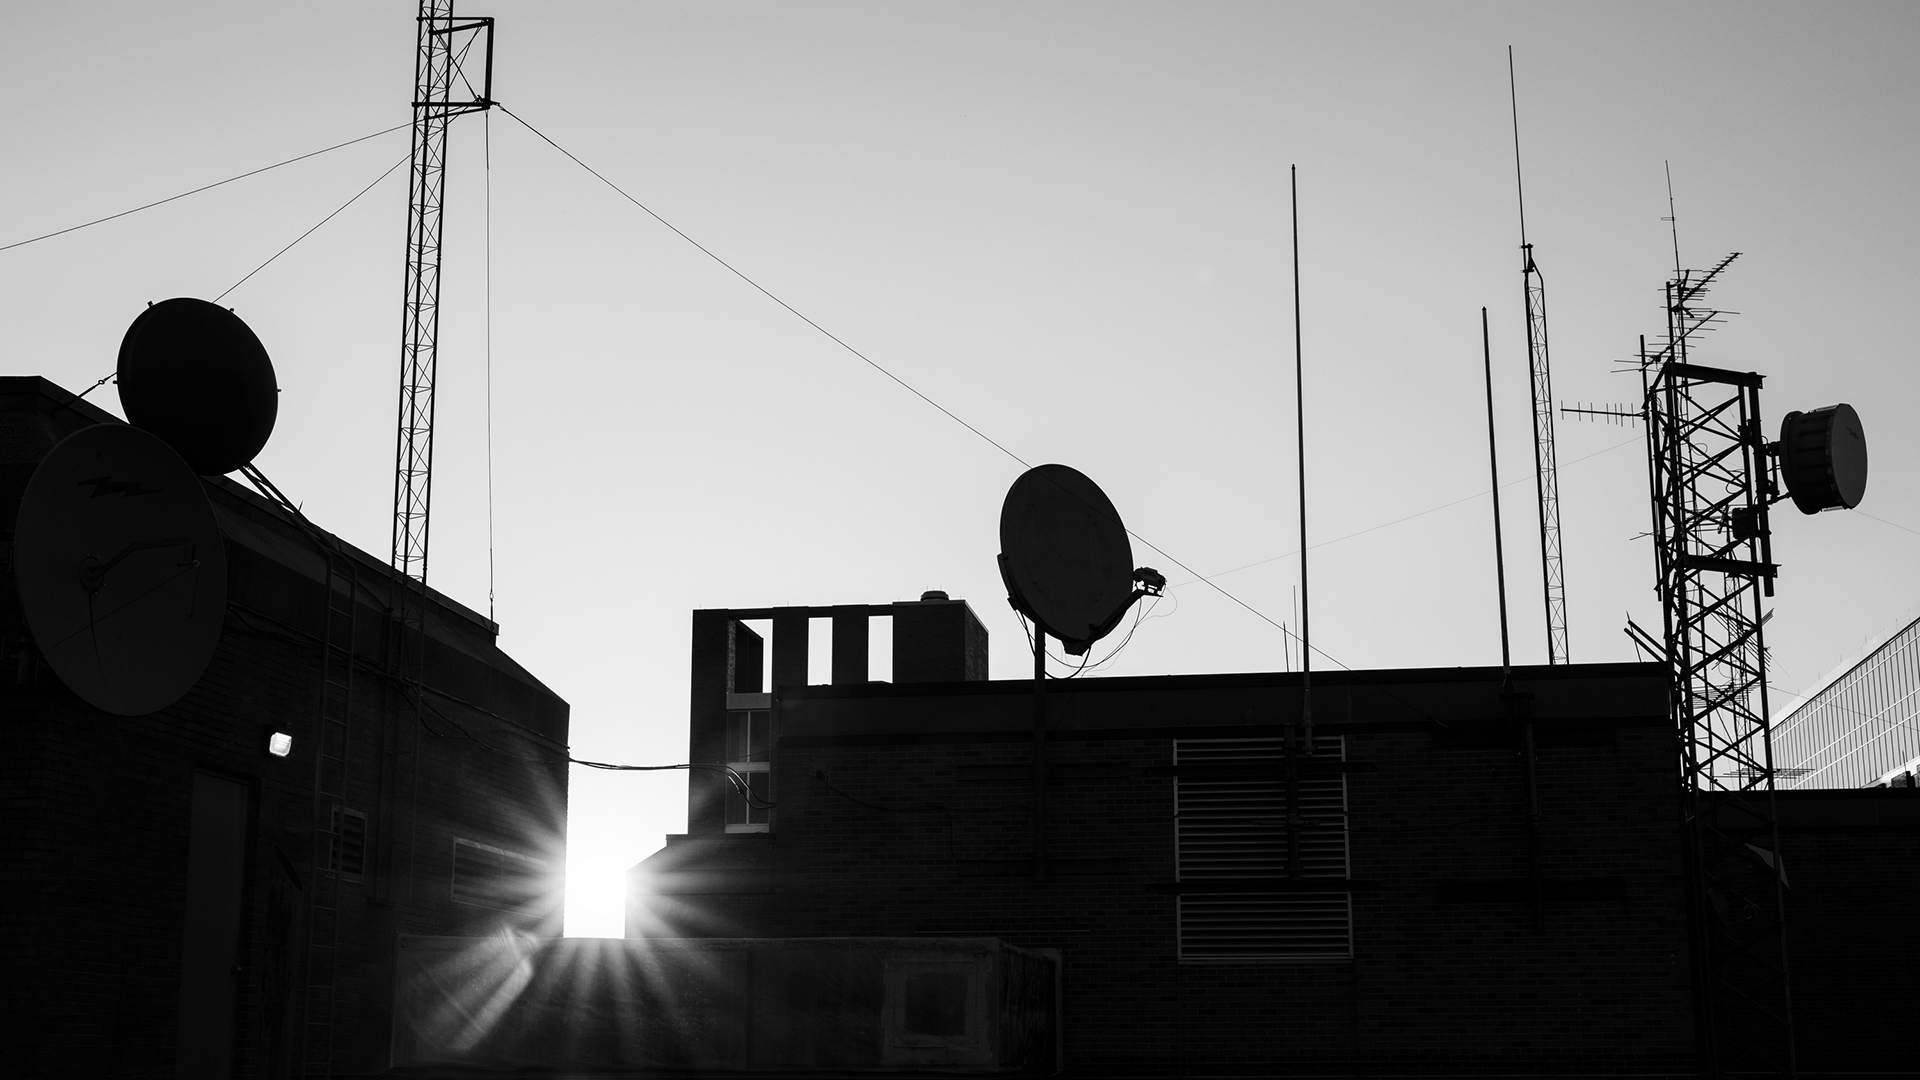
[1774,608,1920,788]
[611,599,1916,1075]
[617,603,1696,1073]
[1,377,568,1078]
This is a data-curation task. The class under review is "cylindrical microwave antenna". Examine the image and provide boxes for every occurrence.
[1779,403,1867,513]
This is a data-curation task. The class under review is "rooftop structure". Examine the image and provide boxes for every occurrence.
[1774,609,1920,789]
[1,376,568,1077]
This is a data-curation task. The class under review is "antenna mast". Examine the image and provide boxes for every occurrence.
[1509,47,1569,665]
[1641,252,1798,1075]
[393,0,494,584]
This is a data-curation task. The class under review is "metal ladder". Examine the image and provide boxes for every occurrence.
[298,553,358,1078]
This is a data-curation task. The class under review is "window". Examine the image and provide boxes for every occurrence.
[451,838,546,911]
[725,707,772,833]
[1175,736,1350,962]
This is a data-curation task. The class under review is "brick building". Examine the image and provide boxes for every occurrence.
[629,601,1703,1074]
[2,376,569,1078]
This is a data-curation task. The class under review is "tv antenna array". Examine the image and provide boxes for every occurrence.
[1640,251,1795,1076]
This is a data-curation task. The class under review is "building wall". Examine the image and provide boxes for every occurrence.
[0,378,568,1079]
[1774,613,1920,788]
[635,655,1696,1073]
[1767,788,1920,1070]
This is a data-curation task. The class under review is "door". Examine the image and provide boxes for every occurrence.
[175,771,250,1078]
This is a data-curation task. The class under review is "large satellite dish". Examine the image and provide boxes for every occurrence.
[1779,403,1867,514]
[998,464,1161,655]
[14,424,227,716]
[117,297,278,475]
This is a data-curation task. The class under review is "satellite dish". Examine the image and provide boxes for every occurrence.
[13,424,227,716]
[117,297,278,475]
[1779,403,1867,514]
[998,464,1162,655]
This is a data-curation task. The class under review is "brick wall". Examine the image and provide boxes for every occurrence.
[1765,788,1920,1071]
[636,663,1697,1073]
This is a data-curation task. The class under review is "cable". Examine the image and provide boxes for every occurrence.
[1172,435,1642,590]
[71,371,116,402]
[0,122,411,254]
[496,105,1031,471]
[1855,511,1920,539]
[498,104,1327,657]
[1065,599,1158,678]
[213,153,409,303]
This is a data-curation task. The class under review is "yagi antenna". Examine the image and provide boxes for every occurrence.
[1561,402,1641,427]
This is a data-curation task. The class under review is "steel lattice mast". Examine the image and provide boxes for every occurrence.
[1522,250,1567,663]
[393,0,493,584]
[1509,49,1569,665]
[1641,253,1797,1076]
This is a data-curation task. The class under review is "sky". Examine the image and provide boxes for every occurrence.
[2,1,1914,937]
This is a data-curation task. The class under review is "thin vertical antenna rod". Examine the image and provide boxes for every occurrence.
[1292,165,1312,748]
[1483,307,1513,676]
[1031,622,1047,881]
[1490,303,1545,934]
[1509,46,1569,665]
[484,108,496,622]
[1664,162,1682,278]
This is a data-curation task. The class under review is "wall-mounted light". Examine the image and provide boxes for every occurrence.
[267,731,293,758]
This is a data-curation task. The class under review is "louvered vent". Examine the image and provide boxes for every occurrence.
[333,807,367,881]
[451,838,547,911]
[1178,892,1352,961]
[1175,736,1351,962]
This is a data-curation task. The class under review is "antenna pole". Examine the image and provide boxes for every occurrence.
[392,1,496,586]
[1292,165,1312,749]
[1509,47,1528,250]
[383,0,495,1015]
[1510,46,1569,665]
[1489,303,1545,934]
[1665,162,1682,279]
[1483,308,1512,676]
[1031,624,1047,882]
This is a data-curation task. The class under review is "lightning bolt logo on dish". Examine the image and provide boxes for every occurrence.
[77,475,162,498]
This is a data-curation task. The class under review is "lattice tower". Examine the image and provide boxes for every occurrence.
[1640,252,1797,1076]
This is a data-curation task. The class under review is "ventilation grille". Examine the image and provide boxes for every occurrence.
[1178,892,1352,961]
[1175,737,1351,962]
[1176,737,1347,880]
[330,807,368,881]
[451,839,546,912]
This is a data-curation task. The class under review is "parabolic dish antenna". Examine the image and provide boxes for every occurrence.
[117,297,278,475]
[999,464,1160,655]
[1779,403,1867,514]
[14,423,227,716]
